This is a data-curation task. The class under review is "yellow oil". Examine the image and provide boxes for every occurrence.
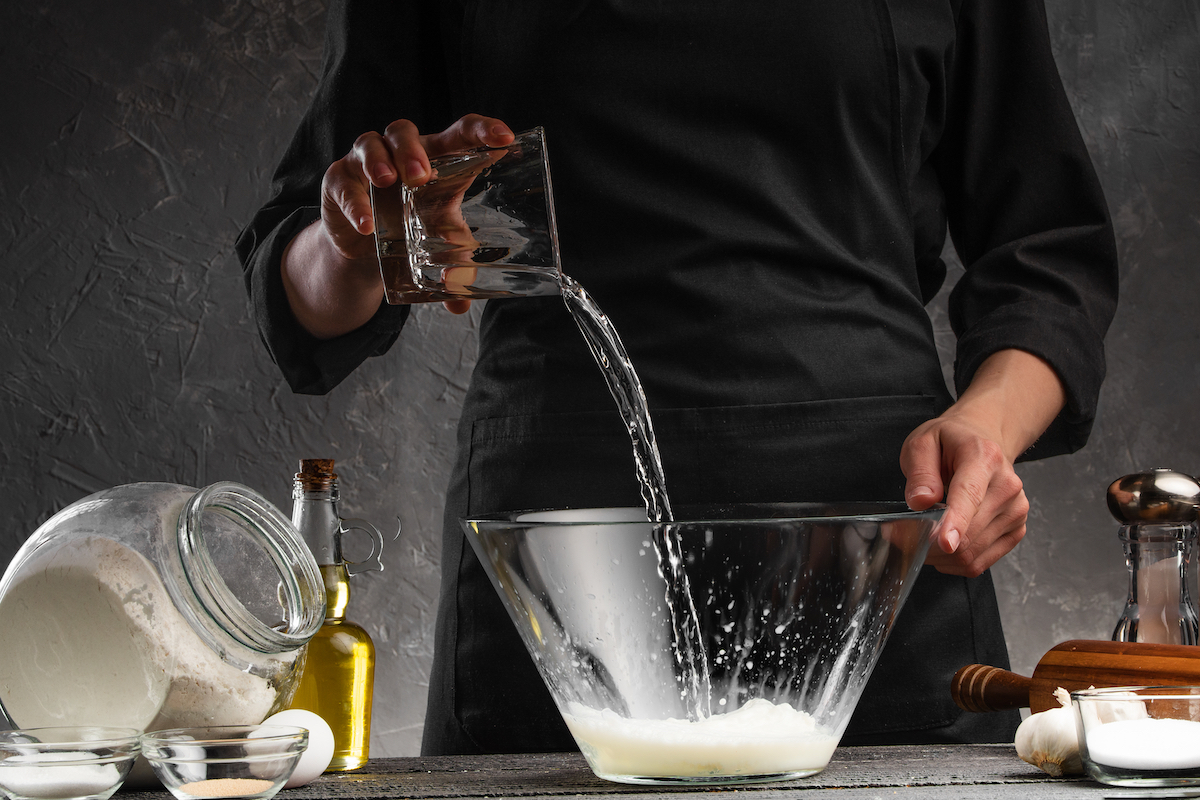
[288,565,375,771]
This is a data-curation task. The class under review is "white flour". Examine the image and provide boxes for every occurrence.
[0,534,280,733]
[561,697,838,779]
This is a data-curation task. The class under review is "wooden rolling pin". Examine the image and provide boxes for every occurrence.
[952,639,1200,713]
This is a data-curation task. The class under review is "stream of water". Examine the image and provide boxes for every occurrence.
[559,274,712,719]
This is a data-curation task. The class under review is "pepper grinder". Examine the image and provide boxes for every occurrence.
[1108,468,1200,645]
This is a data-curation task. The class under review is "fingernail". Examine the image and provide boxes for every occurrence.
[406,160,426,181]
[907,486,934,502]
[357,215,372,232]
[371,164,393,182]
[942,528,961,553]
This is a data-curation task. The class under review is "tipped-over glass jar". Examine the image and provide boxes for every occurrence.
[0,482,326,734]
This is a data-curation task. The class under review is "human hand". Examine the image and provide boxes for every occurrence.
[898,349,1065,577]
[319,113,516,314]
[900,414,1029,577]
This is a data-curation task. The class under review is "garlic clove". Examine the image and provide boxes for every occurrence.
[1014,686,1083,776]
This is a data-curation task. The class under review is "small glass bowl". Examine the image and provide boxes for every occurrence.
[1073,686,1200,787]
[0,727,141,800]
[139,726,308,800]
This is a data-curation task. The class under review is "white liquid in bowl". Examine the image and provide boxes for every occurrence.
[561,698,839,779]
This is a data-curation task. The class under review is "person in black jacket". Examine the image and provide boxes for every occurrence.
[239,0,1118,753]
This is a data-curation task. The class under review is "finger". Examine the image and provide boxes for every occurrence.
[930,475,1027,573]
[899,425,946,511]
[970,516,1027,571]
[422,114,515,156]
[381,119,432,187]
[323,156,376,238]
[928,517,1026,578]
[350,130,401,188]
[935,445,1004,555]
[442,299,473,315]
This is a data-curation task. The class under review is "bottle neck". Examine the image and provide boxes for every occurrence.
[320,564,351,621]
[292,482,343,567]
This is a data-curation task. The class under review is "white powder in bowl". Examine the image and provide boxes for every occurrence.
[0,752,123,800]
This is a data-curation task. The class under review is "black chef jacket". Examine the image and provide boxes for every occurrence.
[238,0,1119,754]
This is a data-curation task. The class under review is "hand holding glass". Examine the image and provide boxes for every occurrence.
[371,127,563,304]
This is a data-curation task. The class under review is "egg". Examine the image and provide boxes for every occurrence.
[263,709,335,788]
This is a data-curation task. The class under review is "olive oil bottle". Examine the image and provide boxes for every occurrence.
[288,459,387,771]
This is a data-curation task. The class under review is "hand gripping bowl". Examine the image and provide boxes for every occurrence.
[462,502,942,785]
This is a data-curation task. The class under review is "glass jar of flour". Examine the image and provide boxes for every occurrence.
[0,482,326,736]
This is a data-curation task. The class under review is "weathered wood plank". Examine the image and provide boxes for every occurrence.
[121,746,1104,800]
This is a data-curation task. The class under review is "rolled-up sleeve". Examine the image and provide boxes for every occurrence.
[236,0,453,395]
[935,0,1119,458]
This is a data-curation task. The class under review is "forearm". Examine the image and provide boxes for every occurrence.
[946,348,1067,461]
[281,220,385,340]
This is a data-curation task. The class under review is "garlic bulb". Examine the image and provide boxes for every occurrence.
[1014,687,1083,776]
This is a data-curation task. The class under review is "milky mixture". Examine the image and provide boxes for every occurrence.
[561,697,838,779]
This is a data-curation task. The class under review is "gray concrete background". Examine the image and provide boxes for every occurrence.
[1,0,1196,756]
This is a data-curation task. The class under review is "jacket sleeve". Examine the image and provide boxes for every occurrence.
[235,0,456,395]
[934,0,1119,459]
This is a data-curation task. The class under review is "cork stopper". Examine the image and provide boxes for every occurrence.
[296,458,337,491]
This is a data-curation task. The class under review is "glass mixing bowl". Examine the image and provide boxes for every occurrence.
[462,502,941,785]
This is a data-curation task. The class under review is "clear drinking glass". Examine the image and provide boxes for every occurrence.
[371,127,563,304]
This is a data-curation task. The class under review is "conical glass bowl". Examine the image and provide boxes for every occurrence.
[462,502,942,785]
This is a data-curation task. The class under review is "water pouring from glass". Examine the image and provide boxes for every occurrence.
[369,127,671,523]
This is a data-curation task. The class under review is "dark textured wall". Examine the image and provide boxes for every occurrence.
[1,0,1196,754]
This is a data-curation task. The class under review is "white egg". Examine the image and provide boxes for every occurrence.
[263,709,335,788]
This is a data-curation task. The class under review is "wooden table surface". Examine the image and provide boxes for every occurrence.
[120,746,1169,800]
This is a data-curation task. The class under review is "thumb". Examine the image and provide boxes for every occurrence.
[900,426,946,511]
